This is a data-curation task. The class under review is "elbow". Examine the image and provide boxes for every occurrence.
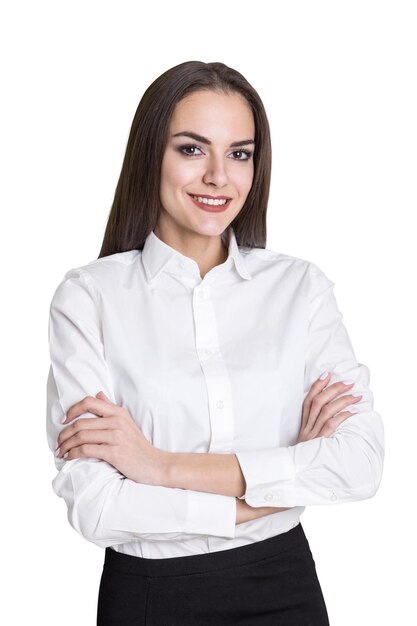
[360,416,385,500]
[332,412,385,502]
[66,499,109,547]
[356,456,384,501]
[58,489,113,548]
[363,441,384,500]
[52,462,123,548]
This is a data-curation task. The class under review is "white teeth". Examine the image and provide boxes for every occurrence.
[191,195,228,206]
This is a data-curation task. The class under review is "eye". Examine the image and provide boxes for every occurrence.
[230,149,253,161]
[178,144,204,157]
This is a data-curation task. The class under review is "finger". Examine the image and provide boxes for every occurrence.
[303,381,355,434]
[96,391,113,403]
[313,392,362,434]
[62,443,113,463]
[57,429,115,458]
[301,372,331,429]
[58,416,117,446]
[64,395,116,424]
[317,380,358,405]
[309,394,362,439]
[319,410,358,438]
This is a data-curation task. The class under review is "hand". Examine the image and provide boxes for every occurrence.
[297,373,362,443]
[56,392,165,485]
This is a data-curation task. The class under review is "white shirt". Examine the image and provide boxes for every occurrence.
[46,225,384,559]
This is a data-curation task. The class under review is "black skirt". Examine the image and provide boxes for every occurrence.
[97,522,330,625]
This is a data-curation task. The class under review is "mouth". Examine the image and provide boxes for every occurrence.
[188,193,232,212]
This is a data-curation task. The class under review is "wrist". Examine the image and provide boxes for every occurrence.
[141,447,173,488]
[153,448,175,488]
[235,498,292,525]
[149,450,246,496]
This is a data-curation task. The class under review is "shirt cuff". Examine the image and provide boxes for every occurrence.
[185,491,236,539]
[235,447,295,507]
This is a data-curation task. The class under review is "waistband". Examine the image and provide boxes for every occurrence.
[103,522,306,578]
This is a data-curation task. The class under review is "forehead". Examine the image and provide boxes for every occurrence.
[169,90,255,138]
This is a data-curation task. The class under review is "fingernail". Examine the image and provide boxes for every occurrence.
[319,371,329,380]
[63,452,69,459]
[349,407,360,413]
[61,416,68,424]
[342,379,355,385]
[352,393,363,397]
[55,447,60,457]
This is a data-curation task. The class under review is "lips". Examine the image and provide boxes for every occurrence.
[188,193,232,213]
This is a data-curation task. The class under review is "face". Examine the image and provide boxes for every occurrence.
[157,90,255,242]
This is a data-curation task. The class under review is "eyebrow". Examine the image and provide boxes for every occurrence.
[172,131,255,148]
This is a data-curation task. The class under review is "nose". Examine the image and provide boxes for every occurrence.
[202,155,228,188]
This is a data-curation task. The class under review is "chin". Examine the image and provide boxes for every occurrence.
[193,221,230,237]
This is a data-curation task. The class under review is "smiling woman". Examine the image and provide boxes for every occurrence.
[46,60,384,625]
[156,90,255,277]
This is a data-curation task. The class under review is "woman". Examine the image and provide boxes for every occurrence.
[46,61,384,624]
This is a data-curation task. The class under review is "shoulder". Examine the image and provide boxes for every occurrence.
[50,250,141,307]
[242,245,335,290]
[61,250,140,290]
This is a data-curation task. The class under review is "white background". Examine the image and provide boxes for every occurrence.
[1,1,416,623]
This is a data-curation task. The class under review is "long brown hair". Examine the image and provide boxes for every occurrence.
[98,61,272,258]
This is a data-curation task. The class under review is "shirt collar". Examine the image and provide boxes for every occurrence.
[142,225,252,283]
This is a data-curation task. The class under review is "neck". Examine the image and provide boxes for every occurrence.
[154,220,230,279]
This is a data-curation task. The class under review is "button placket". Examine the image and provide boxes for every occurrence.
[193,284,235,452]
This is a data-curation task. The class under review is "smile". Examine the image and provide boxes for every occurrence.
[188,194,232,213]
[190,194,229,206]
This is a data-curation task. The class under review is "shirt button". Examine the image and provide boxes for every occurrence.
[330,491,338,501]
[264,493,274,502]
[216,400,224,409]
[197,290,205,299]
[178,260,185,269]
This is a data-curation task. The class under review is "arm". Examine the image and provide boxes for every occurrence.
[55,260,370,506]
[160,449,246,497]
[158,380,362,498]
[56,266,383,510]
[235,264,385,507]
[111,265,384,507]
[46,269,237,547]
[235,497,291,524]
[56,390,292,522]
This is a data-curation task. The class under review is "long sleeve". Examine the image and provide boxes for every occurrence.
[235,262,385,507]
[46,268,236,548]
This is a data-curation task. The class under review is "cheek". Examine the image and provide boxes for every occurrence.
[160,159,176,192]
[161,155,197,192]
[234,164,254,197]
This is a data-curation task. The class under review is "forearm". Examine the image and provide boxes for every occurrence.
[160,450,246,497]
[156,451,293,526]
